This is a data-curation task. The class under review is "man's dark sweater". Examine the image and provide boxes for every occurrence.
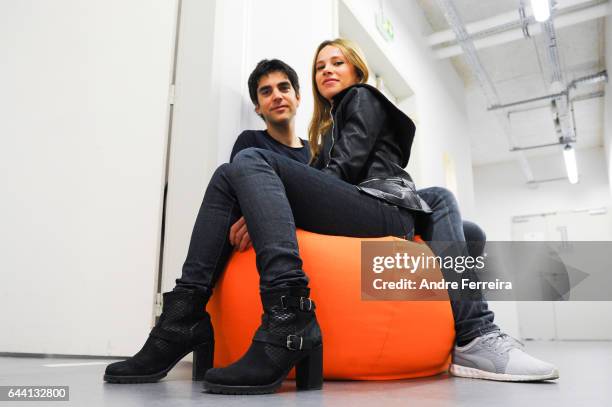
[230,130,310,164]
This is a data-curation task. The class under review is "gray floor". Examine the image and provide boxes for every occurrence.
[1,341,610,407]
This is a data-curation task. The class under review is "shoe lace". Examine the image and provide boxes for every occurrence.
[481,331,524,354]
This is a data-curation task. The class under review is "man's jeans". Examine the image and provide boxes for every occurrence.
[176,148,412,291]
[416,187,499,344]
[176,148,497,344]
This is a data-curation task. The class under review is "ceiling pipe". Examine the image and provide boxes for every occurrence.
[519,0,533,38]
[433,1,611,59]
[542,20,564,84]
[427,0,593,45]
[504,90,604,116]
[488,70,607,110]
[569,70,609,87]
[510,140,575,151]
[525,176,573,184]
[433,0,499,103]
[428,0,595,45]
[428,9,528,45]
[434,0,536,182]
[488,90,568,110]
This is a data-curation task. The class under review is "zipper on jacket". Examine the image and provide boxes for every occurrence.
[325,110,335,168]
[359,177,404,185]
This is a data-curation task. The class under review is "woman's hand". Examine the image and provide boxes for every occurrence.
[229,216,252,251]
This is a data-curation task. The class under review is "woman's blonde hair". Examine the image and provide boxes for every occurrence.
[307,38,369,161]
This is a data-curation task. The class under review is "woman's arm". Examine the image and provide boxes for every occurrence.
[321,88,387,184]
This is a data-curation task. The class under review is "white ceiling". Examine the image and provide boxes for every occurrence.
[415,0,607,167]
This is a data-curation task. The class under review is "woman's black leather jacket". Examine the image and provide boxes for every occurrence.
[310,84,431,213]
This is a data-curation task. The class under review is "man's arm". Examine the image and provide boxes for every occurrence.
[230,131,254,162]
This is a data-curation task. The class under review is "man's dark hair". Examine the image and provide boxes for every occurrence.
[247,59,300,106]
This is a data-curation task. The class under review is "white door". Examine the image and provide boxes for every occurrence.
[512,208,612,340]
[0,0,179,356]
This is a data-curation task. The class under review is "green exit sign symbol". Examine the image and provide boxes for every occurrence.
[376,12,394,42]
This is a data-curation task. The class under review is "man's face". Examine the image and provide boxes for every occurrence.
[254,71,300,125]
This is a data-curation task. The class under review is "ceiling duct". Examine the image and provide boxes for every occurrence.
[430,0,611,59]
[539,11,577,145]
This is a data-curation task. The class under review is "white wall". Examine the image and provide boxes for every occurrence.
[0,0,177,355]
[473,147,611,241]
[342,0,476,217]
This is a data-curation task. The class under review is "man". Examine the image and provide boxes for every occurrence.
[230,59,309,164]
[227,59,310,251]
[232,59,558,382]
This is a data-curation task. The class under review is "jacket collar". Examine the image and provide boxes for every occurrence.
[330,83,386,105]
[329,83,417,168]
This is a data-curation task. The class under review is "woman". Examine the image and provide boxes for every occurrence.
[104,39,555,394]
[307,39,557,383]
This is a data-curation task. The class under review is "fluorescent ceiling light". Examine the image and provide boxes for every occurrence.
[530,0,551,22]
[563,144,579,184]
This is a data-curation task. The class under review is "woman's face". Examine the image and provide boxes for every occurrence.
[315,45,359,102]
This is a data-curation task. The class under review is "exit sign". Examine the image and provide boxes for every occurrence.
[375,12,394,42]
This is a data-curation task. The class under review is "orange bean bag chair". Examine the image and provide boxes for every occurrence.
[208,229,455,380]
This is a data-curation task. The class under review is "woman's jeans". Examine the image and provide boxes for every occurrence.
[175,148,497,344]
[416,187,499,344]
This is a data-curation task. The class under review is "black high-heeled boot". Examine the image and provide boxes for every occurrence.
[203,286,323,395]
[104,288,214,383]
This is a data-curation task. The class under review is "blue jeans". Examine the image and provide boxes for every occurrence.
[416,187,499,344]
[176,148,497,344]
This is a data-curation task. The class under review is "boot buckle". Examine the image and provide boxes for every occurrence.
[286,334,303,350]
[300,297,313,312]
[280,296,289,309]
[279,296,314,311]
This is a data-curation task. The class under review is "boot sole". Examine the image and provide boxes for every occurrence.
[104,371,169,384]
[203,345,323,395]
[203,377,285,395]
[203,374,323,395]
[104,341,214,384]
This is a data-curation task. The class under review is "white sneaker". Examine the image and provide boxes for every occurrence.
[450,331,559,382]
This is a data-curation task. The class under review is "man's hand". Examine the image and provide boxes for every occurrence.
[229,216,252,252]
